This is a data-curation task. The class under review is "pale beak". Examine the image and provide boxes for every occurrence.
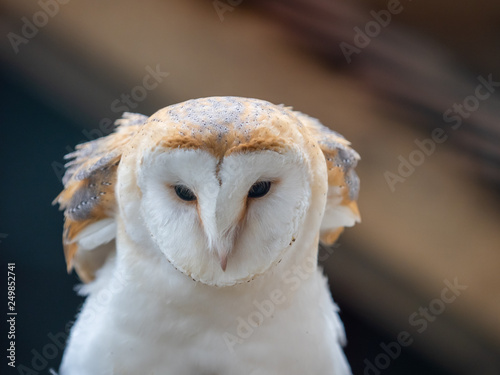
[212,243,232,272]
[219,253,228,272]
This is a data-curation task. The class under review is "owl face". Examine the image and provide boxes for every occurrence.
[133,146,310,286]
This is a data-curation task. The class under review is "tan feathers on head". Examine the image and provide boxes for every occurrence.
[54,97,360,283]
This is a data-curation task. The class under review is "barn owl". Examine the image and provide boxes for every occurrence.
[54,96,360,375]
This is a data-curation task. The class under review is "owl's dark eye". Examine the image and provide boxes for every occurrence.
[174,185,196,202]
[248,181,271,198]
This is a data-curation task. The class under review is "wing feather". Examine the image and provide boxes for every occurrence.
[296,112,361,244]
[53,113,147,282]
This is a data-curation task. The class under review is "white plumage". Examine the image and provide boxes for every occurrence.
[54,97,360,374]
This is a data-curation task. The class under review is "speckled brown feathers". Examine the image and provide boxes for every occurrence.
[53,113,147,281]
[293,112,360,244]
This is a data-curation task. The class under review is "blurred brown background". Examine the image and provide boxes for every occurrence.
[1,1,499,374]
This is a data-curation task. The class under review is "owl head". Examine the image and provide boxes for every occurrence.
[54,97,360,287]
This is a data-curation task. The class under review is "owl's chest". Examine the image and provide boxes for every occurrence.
[94,305,313,375]
[100,276,335,374]
[63,263,344,374]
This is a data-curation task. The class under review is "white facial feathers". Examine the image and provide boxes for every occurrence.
[134,147,310,286]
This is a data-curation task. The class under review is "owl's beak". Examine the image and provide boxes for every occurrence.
[210,241,232,272]
[212,196,242,272]
[209,240,233,272]
[219,253,228,272]
[214,241,234,272]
